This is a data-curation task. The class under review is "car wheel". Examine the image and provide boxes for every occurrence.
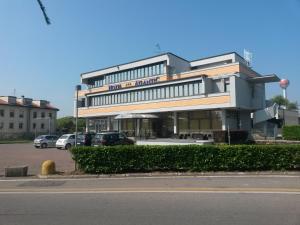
[41,143,47,149]
[65,144,71,150]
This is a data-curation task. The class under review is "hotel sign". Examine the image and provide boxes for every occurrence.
[109,77,159,91]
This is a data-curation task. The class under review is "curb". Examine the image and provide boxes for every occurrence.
[36,171,300,179]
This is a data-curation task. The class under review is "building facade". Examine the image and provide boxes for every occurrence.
[76,52,279,139]
[0,96,59,139]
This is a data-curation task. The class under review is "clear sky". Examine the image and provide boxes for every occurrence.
[0,0,299,117]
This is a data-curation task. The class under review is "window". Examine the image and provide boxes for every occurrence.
[41,112,45,118]
[189,83,194,96]
[0,109,4,117]
[184,84,189,96]
[194,83,199,95]
[224,78,230,92]
[19,111,24,118]
[19,123,23,129]
[33,123,36,129]
[41,123,45,129]
[9,123,14,129]
[165,86,170,98]
[0,122,4,129]
[174,85,179,97]
[170,86,174,98]
[10,111,14,118]
[33,112,37,118]
[178,85,184,97]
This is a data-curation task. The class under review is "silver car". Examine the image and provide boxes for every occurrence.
[34,135,59,148]
[56,134,76,150]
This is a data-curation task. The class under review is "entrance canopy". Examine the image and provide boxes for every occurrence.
[115,113,158,120]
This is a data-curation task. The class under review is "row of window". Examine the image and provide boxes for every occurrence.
[0,122,46,130]
[88,63,165,88]
[89,80,203,107]
[0,110,52,119]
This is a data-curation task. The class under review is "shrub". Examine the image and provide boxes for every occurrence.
[71,144,300,174]
[283,126,300,141]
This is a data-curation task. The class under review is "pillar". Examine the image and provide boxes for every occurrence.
[107,117,111,131]
[85,118,89,133]
[136,119,140,138]
[173,112,178,135]
[221,109,227,131]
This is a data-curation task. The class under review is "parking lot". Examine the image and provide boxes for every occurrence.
[0,143,75,176]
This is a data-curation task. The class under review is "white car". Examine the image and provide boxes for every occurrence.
[56,134,75,150]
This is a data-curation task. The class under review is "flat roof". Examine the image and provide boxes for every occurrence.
[81,51,242,77]
[248,74,280,83]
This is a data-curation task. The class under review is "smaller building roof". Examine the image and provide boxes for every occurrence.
[0,96,59,110]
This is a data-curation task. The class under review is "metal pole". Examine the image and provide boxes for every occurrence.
[75,85,81,147]
[227,124,231,145]
[48,117,51,135]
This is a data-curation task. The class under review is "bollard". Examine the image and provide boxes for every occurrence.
[41,160,56,175]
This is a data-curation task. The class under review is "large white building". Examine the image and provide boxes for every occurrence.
[75,52,280,139]
[0,96,59,139]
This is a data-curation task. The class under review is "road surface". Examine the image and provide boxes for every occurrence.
[0,175,299,225]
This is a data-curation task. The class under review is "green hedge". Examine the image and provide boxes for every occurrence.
[70,145,300,174]
[283,126,300,141]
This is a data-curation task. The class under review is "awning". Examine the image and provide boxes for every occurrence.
[248,74,280,83]
[115,113,159,119]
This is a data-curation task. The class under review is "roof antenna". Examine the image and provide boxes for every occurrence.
[13,88,16,97]
[243,49,253,67]
[155,43,162,54]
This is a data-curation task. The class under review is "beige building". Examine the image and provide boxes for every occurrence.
[75,52,280,139]
[0,96,59,139]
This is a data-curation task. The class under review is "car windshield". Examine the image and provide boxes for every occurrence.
[59,135,69,139]
[36,135,45,139]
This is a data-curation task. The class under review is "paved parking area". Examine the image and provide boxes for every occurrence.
[0,143,75,176]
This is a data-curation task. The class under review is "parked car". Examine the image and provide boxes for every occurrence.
[92,132,135,146]
[76,133,94,146]
[56,134,75,150]
[34,135,59,148]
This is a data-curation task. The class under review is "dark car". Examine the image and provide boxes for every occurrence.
[92,132,135,146]
[76,133,94,146]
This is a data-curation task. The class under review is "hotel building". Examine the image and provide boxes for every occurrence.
[76,52,279,139]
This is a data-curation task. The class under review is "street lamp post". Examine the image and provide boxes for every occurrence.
[75,85,81,147]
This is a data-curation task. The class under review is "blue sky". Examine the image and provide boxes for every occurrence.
[0,0,299,117]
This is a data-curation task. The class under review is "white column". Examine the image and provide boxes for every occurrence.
[136,119,140,137]
[107,117,111,131]
[85,118,89,133]
[221,109,227,131]
[173,112,178,134]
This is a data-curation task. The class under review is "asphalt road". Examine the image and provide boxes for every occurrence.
[0,192,299,225]
[0,176,299,225]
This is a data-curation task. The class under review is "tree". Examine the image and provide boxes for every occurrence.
[56,117,86,133]
[271,95,298,110]
[287,102,298,110]
[271,95,289,108]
